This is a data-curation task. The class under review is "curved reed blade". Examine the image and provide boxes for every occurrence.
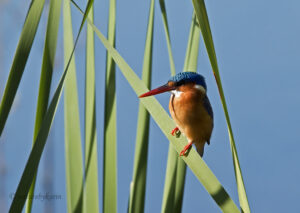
[8,1,94,212]
[191,1,251,212]
[173,160,186,212]
[173,12,202,213]
[183,13,201,73]
[158,0,175,76]
[84,3,100,213]
[103,0,117,212]
[157,1,180,212]
[0,0,45,135]
[128,0,154,212]
[161,146,178,213]
[26,0,62,212]
[63,0,84,212]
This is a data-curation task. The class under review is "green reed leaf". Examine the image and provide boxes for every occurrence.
[103,0,117,212]
[63,0,84,212]
[157,1,180,212]
[128,1,154,212]
[0,0,45,135]
[26,0,62,212]
[191,1,251,212]
[173,12,201,213]
[8,0,94,212]
[84,3,100,213]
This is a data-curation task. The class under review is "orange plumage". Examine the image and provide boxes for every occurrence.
[169,82,213,156]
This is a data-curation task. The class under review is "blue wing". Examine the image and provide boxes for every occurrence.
[203,95,213,119]
[203,95,213,145]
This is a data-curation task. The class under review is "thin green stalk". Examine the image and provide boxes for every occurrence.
[0,0,45,135]
[158,0,176,76]
[161,146,177,213]
[84,4,99,213]
[26,0,62,212]
[158,1,185,212]
[183,14,200,72]
[191,1,251,212]
[173,160,186,212]
[103,0,117,212]
[63,0,84,212]
[173,13,201,213]
[8,1,94,212]
[128,1,155,212]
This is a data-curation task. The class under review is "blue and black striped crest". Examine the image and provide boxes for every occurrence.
[168,72,207,90]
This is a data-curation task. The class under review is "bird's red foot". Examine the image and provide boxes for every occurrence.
[171,127,180,136]
[179,142,193,156]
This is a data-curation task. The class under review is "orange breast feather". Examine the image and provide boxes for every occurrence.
[169,84,213,147]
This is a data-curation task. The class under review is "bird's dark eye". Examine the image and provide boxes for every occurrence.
[175,80,185,87]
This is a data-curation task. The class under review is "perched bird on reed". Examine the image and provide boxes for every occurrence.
[139,72,213,157]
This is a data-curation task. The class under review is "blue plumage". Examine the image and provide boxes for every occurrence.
[169,72,207,90]
[203,95,213,119]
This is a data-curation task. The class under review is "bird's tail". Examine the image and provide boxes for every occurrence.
[195,143,205,157]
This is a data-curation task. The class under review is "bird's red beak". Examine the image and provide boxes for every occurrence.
[139,84,175,98]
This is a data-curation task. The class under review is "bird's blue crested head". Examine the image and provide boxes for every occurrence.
[168,72,207,90]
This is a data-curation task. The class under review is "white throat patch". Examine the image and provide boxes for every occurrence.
[171,90,183,98]
[194,85,206,93]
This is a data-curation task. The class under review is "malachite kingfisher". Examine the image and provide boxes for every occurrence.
[139,72,213,157]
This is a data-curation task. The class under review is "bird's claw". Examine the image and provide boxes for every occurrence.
[171,127,181,137]
[179,142,193,157]
[179,149,187,156]
[171,127,179,135]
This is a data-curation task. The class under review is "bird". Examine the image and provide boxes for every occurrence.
[139,72,213,157]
